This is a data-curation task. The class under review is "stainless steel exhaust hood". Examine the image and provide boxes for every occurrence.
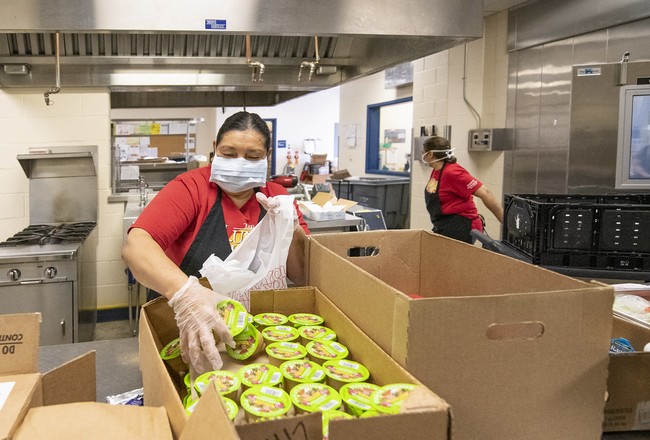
[0,0,484,107]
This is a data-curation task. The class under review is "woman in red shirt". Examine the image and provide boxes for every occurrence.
[422,136,503,244]
[123,111,309,374]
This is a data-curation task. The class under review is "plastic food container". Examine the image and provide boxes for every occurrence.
[184,394,200,416]
[322,410,354,439]
[226,323,264,361]
[253,312,288,329]
[159,338,188,377]
[265,341,307,367]
[216,299,249,338]
[371,383,417,414]
[305,340,349,365]
[279,359,326,391]
[297,325,337,346]
[339,382,380,416]
[240,385,293,422]
[194,370,241,401]
[288,313,324,327]
[323,359,370,391]
[289,382,342,414]
[221,397,239,421]
[238,363,284,390]
[262,325,300,343]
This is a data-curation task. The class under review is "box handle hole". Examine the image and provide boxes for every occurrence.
[486,321,544,341]
[346,246,380,257]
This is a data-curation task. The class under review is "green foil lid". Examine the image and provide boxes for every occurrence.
[240,385,292,419]
[371,383,417,414]
[280,359,326,384]
[298,325,337,343]
[226,323,263,360]
[253,312,288,327]
[216,299,248,337]
[238,363,284,388]
[289,382,342,413]
[194,370,240,397]
[265,341,307,362]
[288,313,324,327]
[262,325,300,343]
[339,382,380,415]
[306,340,349,362]
[323,359,370,384]
[160,338,182,360]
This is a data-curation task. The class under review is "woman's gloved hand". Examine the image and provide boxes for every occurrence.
[168,276,235,374]
[257,192,299,228]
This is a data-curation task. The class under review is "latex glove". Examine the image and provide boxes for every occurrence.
[168,276,235,374]
[257,192,300,228]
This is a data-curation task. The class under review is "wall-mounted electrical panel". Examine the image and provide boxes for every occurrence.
[468,128,514,151]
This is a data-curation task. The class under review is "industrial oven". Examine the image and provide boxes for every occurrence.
[0,147,98,345]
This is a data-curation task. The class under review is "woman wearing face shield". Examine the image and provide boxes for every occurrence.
[122,111,309,375]
[422,136,503,244]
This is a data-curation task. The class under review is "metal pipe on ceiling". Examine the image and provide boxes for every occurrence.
[44,32,61,106]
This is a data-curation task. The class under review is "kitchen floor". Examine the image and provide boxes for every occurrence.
[94,319,135,340]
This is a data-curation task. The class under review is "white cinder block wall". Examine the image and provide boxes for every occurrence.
[409,12,508,237]
[0,89,125,309]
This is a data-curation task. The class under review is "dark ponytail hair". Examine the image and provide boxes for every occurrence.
[216,111,271,152]
[422,136,457,164]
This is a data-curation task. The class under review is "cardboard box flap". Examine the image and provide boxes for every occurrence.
[41,351,96,406]
[12,402,172,440]
[612,314,650,349]
[310,192,357,210]
[180,385,239,440]
[0,313,40,375]
[139,298,186,440]
[0,373,42,440]
[237,412,322,440]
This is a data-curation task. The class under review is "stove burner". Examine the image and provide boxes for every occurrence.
[0,222,96,247]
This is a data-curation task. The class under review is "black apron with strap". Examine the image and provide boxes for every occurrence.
[146,187,266,301]
[425,162,473,244]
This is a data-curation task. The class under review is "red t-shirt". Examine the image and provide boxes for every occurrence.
[427,163,483,231]
[130,166,309,265]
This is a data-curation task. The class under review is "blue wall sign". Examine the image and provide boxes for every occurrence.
[205,19,227,30]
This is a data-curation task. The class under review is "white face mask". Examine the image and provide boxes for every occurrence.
[209,156,268,193]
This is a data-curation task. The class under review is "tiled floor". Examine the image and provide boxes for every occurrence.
[94,319,135,340]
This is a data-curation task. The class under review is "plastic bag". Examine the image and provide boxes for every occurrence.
[106,388,144,406]
[613,294,650,322]
[200,194,295,310]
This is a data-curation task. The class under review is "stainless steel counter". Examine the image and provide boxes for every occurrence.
[39,337,141,402]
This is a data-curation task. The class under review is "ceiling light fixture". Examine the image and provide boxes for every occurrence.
[3,64,31,75]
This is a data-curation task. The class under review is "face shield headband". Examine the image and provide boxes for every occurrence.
[422,148,455,163]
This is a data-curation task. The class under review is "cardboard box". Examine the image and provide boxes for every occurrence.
[0,313,173,440]
[299,193,357,222]
[603,315,650,432]
[310,153,328,165]
[308,230,615,440]
[139,287,452,440]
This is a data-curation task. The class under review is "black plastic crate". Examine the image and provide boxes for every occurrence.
[502,194,650,270]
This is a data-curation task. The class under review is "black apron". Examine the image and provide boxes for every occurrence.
[146,188,266,301]
[425,162,473,244]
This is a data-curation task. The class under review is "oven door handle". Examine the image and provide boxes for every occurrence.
[19,279,45,285]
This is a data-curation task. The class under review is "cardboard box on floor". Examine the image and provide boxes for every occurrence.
[309,230,615,440]
[604,314,650,432]
[0,313,172,440]
[139,287,452,440]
